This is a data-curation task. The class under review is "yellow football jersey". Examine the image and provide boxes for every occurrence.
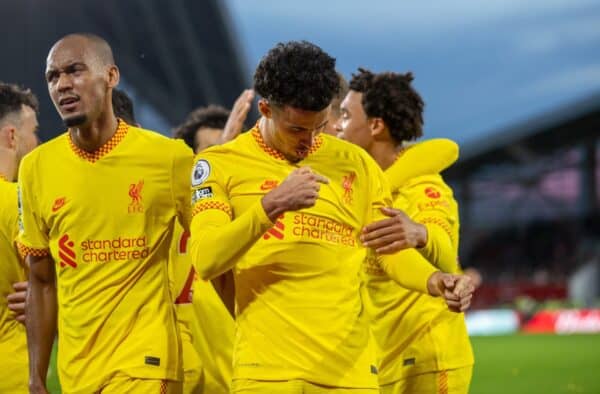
[363,139,474,385]
[170,222,234,394]
[0,177,28,393]
[189,127,440,389]
[16,120,193,394]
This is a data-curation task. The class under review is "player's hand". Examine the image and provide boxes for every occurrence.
[361,207,428,253]
[221,89,254,143]
[464,267,483,289]
[7,281,28,324]
[427,272,474,312]
[261,167,329,222]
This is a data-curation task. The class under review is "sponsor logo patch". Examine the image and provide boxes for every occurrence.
[58,234,77,268]
[192,187,213,204]
[192,159,211,186]
[424,187,441,199]
[144,356,160,366]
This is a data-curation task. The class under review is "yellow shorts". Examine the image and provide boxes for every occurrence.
[231,379,379,394]
[98,373,183,394]
[0,336,28,393]
[380,366,473,394]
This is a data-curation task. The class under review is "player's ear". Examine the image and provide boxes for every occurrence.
[369,117,386,138]
[106,65,120,89]
[258,99,272,118]
[0,125,17,149]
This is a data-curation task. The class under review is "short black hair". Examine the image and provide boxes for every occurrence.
[350,68,424,142]
[253,41,339,111]
[112,88,136,125]
[0,82,39,123]
[172,105,230,151]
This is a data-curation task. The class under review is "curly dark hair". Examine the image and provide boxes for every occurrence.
[253,41,339,111]
[172,105,230,151]
[349,68,424,142]
[0,82,39,122]
[112,88,136,125]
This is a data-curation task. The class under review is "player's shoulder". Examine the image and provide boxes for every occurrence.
[20,132,69,170]
[129,125,193,156]
[402,173,454,201]
[321,134,380,168]
[196,129,255,160]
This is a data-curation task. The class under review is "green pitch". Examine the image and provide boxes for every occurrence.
[470,334,600,394]
[46,334,600,393]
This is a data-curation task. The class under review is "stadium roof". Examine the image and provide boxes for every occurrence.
[446,92,600,179]
[0,0,249,141]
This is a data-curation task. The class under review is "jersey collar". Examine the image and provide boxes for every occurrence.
[250,124,323,161]
[68,119,129,163]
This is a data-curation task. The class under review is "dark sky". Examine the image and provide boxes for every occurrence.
[226,0,600,150]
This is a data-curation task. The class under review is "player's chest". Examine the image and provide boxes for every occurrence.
[227,159,368,219]
[40,162,171,228]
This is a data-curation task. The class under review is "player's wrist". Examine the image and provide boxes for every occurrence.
[415,223,428,248]
[426,271,443,296]
[261,193,288,222]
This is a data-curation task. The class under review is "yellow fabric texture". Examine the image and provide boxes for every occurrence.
[231,378,380,393]
[170,222,234,394]
[97,372,182,394]
[0,179,28,393]
[17,121,193,393]
[379,366,473,394]
[363,139,474,385]
[189,129,439,389]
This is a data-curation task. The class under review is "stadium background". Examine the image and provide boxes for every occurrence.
[2,0,599,393]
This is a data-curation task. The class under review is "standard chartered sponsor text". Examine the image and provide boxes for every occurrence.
[81,235,149,262]
[292,213,356,246]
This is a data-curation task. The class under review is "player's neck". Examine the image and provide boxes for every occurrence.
[69,113,119,153]
[0,146,17,182]
[258,117,300,163]
[369,141,398,171]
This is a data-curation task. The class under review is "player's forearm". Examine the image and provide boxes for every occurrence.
[418,222,458,273]
[380,249,439,294]
[26,259,57,391]
[191,201,273,280]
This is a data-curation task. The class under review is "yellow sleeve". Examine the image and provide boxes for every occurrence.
[16,154,49,256]
[172,140,195,231]
[364,154,438,293]
[387,139,458,187]
[409,176,459,273]
[189,154,273,280]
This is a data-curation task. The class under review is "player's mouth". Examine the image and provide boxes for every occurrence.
[296,145,310,158]
[59,96,81,112]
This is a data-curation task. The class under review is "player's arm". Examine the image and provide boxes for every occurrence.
[361,178,459,273]
[386,138,458,188]
[365,155,471,310]
[190,161,327,280]
[221,89,254,143]
[16,156,55,393]
[26,254,57,394]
